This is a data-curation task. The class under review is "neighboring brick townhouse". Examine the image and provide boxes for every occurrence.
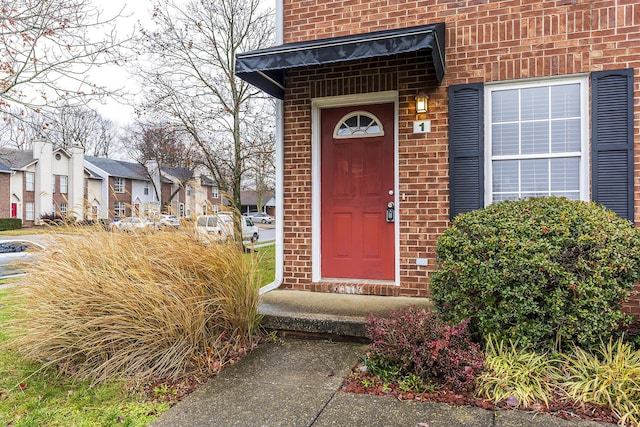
[84,157,221,221]
[0,142,221,225]
[0,141,86,225]
[235,1,640,314]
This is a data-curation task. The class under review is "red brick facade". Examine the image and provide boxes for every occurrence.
[23,173,35,226]
[278,1,640,310]
[109,177,133,217]
[52,175,68,215]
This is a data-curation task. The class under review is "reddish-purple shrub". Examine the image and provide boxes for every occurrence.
[366,306,484,392]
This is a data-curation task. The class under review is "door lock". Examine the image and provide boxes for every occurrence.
[386,202,395,223]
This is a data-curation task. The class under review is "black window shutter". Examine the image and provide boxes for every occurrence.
[591,68,634,222]
[448,83,484,220]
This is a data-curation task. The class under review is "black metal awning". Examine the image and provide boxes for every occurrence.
[235,22,446,99]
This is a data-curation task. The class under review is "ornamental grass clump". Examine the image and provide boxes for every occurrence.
[556,338,640,426]
[430,196,640,352]
[476,336,559,408]
[5,228,262,384]
[365,306,484,393]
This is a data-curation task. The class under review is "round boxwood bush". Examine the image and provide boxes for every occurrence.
[431,197,640,352]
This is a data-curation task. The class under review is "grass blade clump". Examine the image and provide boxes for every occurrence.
[475,336,558,408]
[5,229,262,384]
[557,338,640,426]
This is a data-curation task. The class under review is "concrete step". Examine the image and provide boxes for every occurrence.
[258,289,432,341]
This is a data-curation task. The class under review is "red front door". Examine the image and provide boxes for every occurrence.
[321,103,395,281]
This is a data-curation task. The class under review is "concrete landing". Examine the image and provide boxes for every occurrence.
[258,289,432,339]
[150,339,613,427]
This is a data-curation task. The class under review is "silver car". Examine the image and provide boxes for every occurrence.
[157,214,180,229]
[112,217,154,232]
[246,212,274,224]
[0,240,45,279]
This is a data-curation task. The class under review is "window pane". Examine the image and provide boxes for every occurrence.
[493,160,519,193]
[493,193,519,203]
[562,192,581,200]
[521,159,549,193]
[551,83,580,118]
[360,116,373,128]
[521,193,549,199]
[521,121,549,154]
[492,123,519,155]
[521,86,549,121]
[551,119,581,153]
[345,116,358,128]
[550,157,580,193]
[366,124,381,134]
[492,89,519,122]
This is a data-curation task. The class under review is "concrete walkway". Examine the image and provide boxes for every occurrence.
[149,339,612,427]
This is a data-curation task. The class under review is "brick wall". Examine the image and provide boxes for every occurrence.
[52,175,68,214]
[110,177,132,217]
[23,173,35,226]
[280,1,640,300]
[0,174,11,218]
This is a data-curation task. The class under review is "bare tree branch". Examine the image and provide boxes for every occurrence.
[135,0,275,211]
[0,0,132,116]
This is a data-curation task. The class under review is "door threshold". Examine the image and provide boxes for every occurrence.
[319,278,397,286]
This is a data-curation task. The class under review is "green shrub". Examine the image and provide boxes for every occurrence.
[365,307,484,393]
[431,197,640,352]
[0,218,21,231]
[5,229,263,383]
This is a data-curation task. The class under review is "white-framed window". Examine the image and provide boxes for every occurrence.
[143,182,149,195]
[25,202,34,220]
[25,172,34,192]
[60,202,67,217]
[114,201,126,217]
[114,177,125,193]
[60,175,68,194]
[213,204,219,213]
[485,77,589,204]
[186,186,191,196]
[212,187,219,199]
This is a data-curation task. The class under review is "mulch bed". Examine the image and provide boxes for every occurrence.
[341,368,622,426]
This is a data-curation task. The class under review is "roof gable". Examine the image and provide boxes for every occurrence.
[85,156,149,180]
[0,148,35,169]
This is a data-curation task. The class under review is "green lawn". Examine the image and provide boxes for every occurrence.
[255,243,276,287]
[0,288,171,427]
[0,241,276,427]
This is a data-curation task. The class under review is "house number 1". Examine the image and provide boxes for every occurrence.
[413,120,431,134]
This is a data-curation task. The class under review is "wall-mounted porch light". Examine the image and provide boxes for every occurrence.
[415,91,429,114]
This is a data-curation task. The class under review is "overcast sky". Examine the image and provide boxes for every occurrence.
[86,0,151,124]
[89,0,275,125]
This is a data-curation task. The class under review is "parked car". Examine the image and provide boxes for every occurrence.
[246,212,274,224]
[112,217,154,233]
[194,215,226,242]
[0,240,45,279]
[157,214,180,229]
[217,213,260,242]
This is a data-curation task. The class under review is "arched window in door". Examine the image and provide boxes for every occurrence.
[333,111,384,138]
